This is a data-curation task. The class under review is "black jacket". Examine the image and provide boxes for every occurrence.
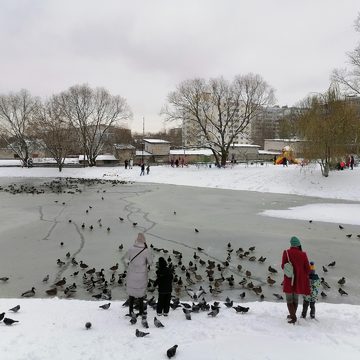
[154,266,173,294]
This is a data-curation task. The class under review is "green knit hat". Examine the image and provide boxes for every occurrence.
[290,236,301,247]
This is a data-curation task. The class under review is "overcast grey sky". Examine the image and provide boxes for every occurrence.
[0,0,359,132]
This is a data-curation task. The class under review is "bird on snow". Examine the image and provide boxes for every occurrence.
[233,305,249,313]
[99,303,111,310]
[258,256,266,263]
[0,276,9,282]
[339,288,348,296]
[194,228,199,233]
[267,276,276,286]
[132,222,138,227]
[321,277,331,289]
[141,316,149,329]
[321,291,327,298]
[130,313,137,325]
[54,277,66,287]
[85,322,92,330]
[167,345,178,359]
[182,308,192,320]
[80,261,89,269]
[9,305,20,313]
[273,293,284,300]
[46,288,57,296]
[0,312,5,321]
[268,266,278,274]
[328,261,336,267]
[21,287,36,297]
[239,291,246,299]
[118,244,123,251]
[346,234,352,238]
[224,298,233,308]
[119,217,124,221]
[154,317,164,328]
[207,307,219,317]
[3,318,19,326]
[136,328,150,337]
[338,277,346,286]
[42,274,49,282]
[322,266,328,273]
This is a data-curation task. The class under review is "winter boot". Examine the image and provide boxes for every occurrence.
[287,303,297,324]
[301,300,309,318]
[309,302,316,319]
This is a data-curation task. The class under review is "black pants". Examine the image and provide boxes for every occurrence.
[157,293,171,314]
[302,300,315,318]
[129,296,144,315]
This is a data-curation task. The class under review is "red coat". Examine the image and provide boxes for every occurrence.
[281,247,310,295]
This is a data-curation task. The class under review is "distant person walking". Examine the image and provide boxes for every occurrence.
[140,163,145,176]
[154,257,173,316]
[301,261,320,319]
[129,158,133,169]
[124,233,153,316]
[281,236,310,324]
[146,164,150,175]
[350,155,355,170]
[125,159,128,169]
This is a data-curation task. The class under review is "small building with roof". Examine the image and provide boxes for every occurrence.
[113,144,136,164]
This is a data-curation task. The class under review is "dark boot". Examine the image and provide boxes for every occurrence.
[309,302,315,319]
[128,296,135,315]
[287,303,297,324]
[301,300,309,318]
[138,297,144,316]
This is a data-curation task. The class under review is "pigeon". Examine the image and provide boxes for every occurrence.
[338,288,348,296]
[249,246,256,252]
[130,313,137,325]
[136,328,150,337]
[54,277,66,287]
[3,318,19,326]
[195,228,199,233]
[0,277,9,282]
[154,317,164,328]
[322,266,328,273]
[9,305,20,313]
[141,316,149,329]
[133,222,138,227]
[268,266,278,274]
[233,305,249,313]
[46,288,57,296]
[273,293,284,300]
[224,299,233,308]
[182,308,192,320]
[21,287,36,297]
[338,277,346,286]
[85,322,92,330]
[239,291,246,299]
[0,312,5,321]
[167,345,178,359]
[339,225,344,230]
[321,277,331,289]
[328,261,336,267]
[99,303,111,310]
[207,308,219,317]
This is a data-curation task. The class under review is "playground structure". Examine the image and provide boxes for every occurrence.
[275,145,300,165]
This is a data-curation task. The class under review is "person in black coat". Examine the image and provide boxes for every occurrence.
[154,257,173,316]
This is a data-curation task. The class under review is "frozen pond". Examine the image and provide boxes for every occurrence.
[0,177,359,304]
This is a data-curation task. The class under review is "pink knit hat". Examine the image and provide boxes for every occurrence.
[136,232,146,244]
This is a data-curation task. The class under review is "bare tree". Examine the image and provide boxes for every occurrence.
[31,98,75,172]
[56,84,132,166]
[162,74,275,166]
[297,88,359,177]
[332,13,360,95]
[0,90,39,166]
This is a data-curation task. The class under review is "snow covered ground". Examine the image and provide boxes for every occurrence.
[1,162,360,359]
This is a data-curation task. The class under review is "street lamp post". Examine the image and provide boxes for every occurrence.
[142,116,145,164]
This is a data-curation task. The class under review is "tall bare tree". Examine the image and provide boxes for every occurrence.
[0,89,39,166]
[332,13,360,96]
[162,74,275,166]
[297,88,359,177]
[56,84,132,166]
[31,98,75,172]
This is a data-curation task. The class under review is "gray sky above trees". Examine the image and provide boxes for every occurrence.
[0,0,359,132]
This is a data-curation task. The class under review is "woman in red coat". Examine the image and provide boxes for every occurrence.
[281,236,310,324]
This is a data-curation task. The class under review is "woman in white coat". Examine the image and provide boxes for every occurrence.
[125,233,153,315]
